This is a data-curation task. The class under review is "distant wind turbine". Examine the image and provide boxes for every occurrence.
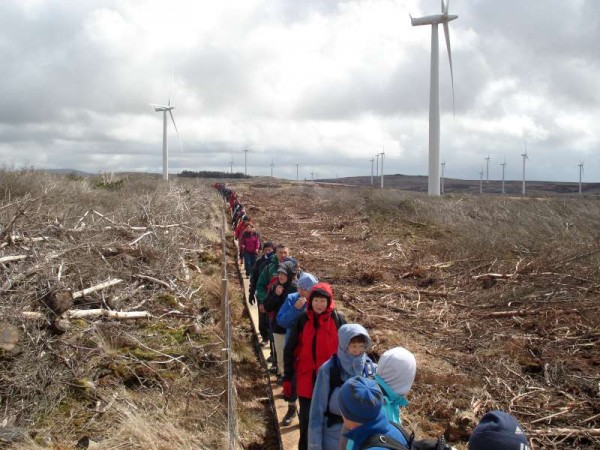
[229,154,234,174]
[375,153,380,180]
[500,158,507,194]
[485,154,491,183]
[479,168,484,195]
[521,140,529,195]
[150,99,182,181]
[270,158,274,179]
[370,157,375,186]
[243,147,249,176]
[380,149,385,188]
[578,159,585,195]
[411,0,458,196]
[296,163,300,181]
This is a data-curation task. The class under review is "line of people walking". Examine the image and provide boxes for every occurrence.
[214,183,531,450]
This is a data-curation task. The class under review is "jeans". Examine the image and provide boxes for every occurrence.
[243,252,257,276]
[298,396,312,450]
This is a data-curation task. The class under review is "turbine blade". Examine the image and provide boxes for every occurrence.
[443,22,456,115]
[168,110,183,152]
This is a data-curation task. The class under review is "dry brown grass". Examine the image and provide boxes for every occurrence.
[0,170,243,448]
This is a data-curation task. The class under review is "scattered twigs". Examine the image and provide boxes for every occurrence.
[527,428,600,437]
[127,230,154,246]
[477,308,580,319]
[0,254,28,263]
[133,274,174,291]
[72,278,123,299]
[21,309,151,320]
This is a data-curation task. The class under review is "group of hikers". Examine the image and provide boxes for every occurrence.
[213,183,531,450]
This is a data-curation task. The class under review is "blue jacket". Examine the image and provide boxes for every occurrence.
[308,324,375,450]
[276,292,306,339]
[343,410,408,450]
[374,374,409,424]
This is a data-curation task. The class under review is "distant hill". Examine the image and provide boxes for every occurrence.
[41,168,93,176]
[317,174,600,196]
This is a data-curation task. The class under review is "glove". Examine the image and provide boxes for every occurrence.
[413,437,453,450]
[249,295,256,305]
[282,381,292,399]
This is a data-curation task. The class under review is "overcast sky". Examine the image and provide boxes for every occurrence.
[0,0,598,182]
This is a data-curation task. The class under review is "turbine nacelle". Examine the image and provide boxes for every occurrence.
[149,103,175,112]
[410,14,458,26]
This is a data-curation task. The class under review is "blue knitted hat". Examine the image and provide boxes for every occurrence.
[469,411,530,450]
[297,273,318,291]
[339,376,383,423]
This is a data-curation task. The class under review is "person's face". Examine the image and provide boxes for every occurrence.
[347,340,367,357]
[298,288,310,298]
[311,296,328,314]
[276,247,289,260]
[263,246,274,255]
[278,272,288,284]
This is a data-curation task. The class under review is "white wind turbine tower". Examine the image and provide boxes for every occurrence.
[411,0,458,196]
[370,157,375,186]
[380,148,385,188]
[500,158,507,194]
[479,168,484,194]
[150,100,182,181]
[521,140,529,195]
[578,159,585,195]
[485,154,491,183]
[440,161,446,194]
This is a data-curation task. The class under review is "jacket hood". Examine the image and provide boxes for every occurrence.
[277,258,299,280]
[307,282,335,313]
[337,324,372,376]
[376,347,416,396]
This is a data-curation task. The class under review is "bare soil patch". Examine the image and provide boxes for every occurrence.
[236,180,600,449]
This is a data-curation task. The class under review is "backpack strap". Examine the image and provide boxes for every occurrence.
[331,309,346,329]
[324,355,344,427]
[359,422,414,450]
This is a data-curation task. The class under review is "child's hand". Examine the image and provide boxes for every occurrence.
[294,297,307,310]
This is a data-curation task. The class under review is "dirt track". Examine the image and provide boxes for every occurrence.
[235,181,600,449]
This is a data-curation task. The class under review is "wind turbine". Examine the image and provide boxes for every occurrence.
[150,100,182,181]
[270,158,274,179]
[479,168,484,195]
[243,147,249,176]
[229,154,234,174]
[411,0,458,196]
[521,140,529,196]
[485,154,491,183]
[296,163,300,181]
[578,159,585,194]
[500,158,507,194]
[375,153,380,180]
[380,148,385,188]
[370,157,375,186]
[440,161,446,194]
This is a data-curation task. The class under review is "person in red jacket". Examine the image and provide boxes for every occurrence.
[282,282,346,450]
[239,224,261,277]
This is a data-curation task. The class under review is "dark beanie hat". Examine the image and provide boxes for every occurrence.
[339,376,383,424]
[262,242,274,250]
[469,411,530,450]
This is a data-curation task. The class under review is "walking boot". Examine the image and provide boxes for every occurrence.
[281,404,297,426]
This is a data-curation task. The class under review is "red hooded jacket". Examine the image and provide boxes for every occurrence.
[283,282,346,399]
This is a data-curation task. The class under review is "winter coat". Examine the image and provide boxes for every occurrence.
[234,219,248,240]
[373,375,408,425]
[249,252,273,302]
[308,324,375,450]
[256,256,280,304]
[283,283,346,399]
[343,410,408,450]
[276,292,307,340]
[240,231,261,254]
[264,263,298,334]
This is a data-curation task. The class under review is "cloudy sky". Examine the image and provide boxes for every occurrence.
[0,0,598,182]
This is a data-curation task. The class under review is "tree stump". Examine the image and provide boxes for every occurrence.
[0,323,20,355]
